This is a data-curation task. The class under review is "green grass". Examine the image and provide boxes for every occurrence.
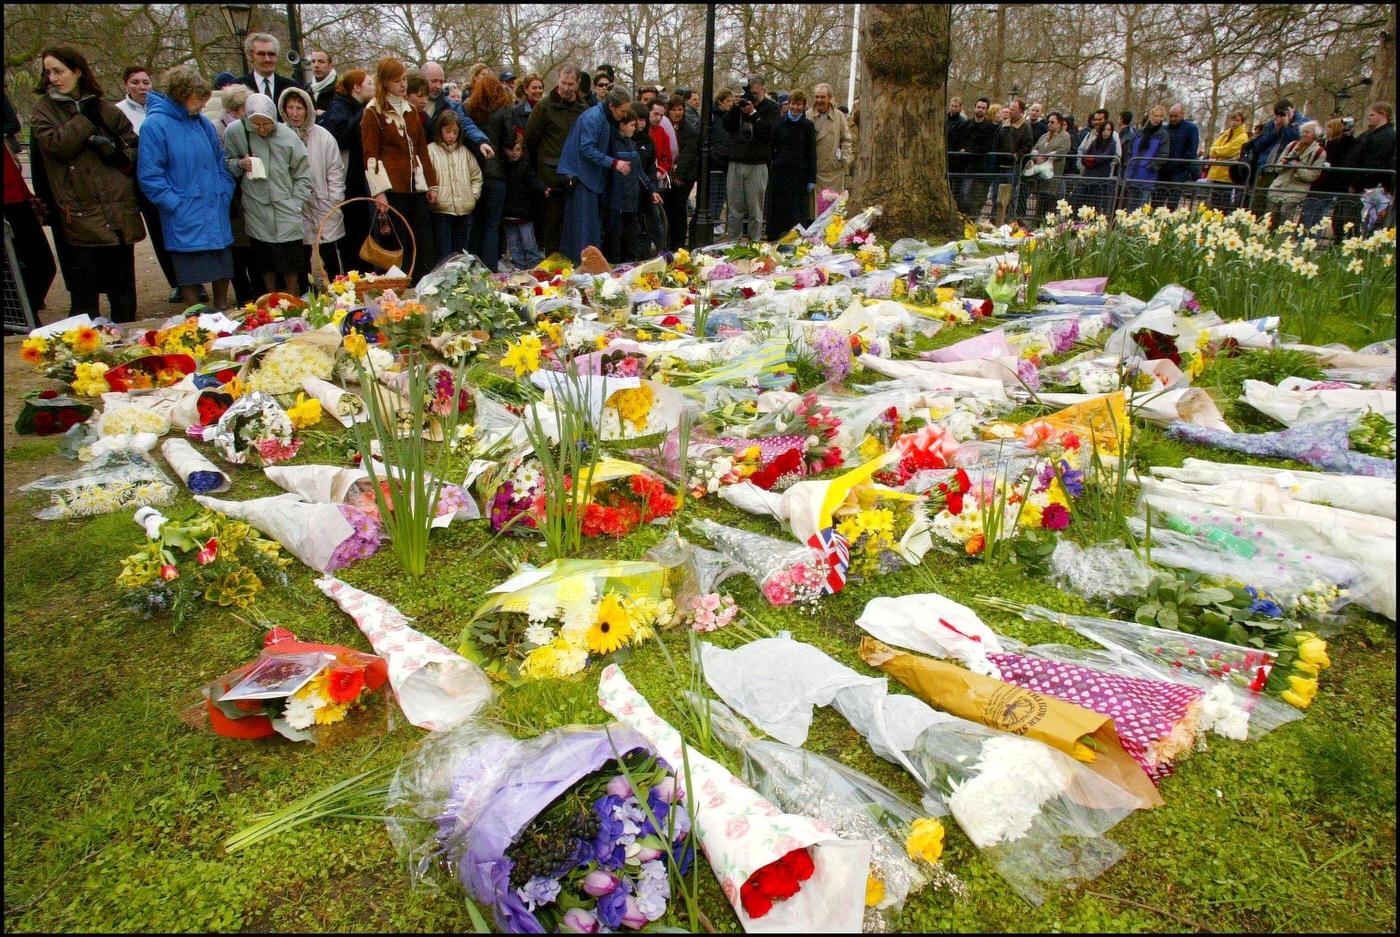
[4,316,1395,932]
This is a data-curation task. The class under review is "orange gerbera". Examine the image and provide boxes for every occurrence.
[69,326,103,355]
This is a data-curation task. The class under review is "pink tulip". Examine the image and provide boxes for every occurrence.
[581,870,619,897]
[196,537,219,565]
[653,777,685,803]
[620,896,648,930]
[561,908,600,934]
[634,844,663,862]
[160,564,179,580]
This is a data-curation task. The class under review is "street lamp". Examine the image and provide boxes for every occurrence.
[220,3,254,74]
[1330,76,1373,117]
[688,3,718,249]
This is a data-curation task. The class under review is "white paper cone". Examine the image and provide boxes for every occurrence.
[598,665,871,934]
[315,577,493,731]
[302,377,368,427]
[194,493,350,573]
[265,463,369,505]
[162,438,231,494]
[856,594,1005,677]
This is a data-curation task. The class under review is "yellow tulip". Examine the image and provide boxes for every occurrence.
[1280,689,1311,709]
[1297,638,1330,670]
[905,817,945,865]
[1292,659,1319,677]
[1287,675,1318,702]
[865,876,885,907]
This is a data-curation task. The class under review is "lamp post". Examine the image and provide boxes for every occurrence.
[220,3,254,75]
[1330,77,1372,117]
[687,3,717,249]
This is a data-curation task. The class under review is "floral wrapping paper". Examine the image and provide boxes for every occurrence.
[315,578,492,732]
[1166,419,1395,478]
[985,652,1203,781]
[597,665,871,934]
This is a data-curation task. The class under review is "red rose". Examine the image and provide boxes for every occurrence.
[781,848,815,881]
[660,315,681,327]
[57,408,85,431]
[749,447,804,491]
[739,879,773,919]
[32,410,57,434]
[326,665,366,704]
[753,860,800,901]
[38,390,59,400]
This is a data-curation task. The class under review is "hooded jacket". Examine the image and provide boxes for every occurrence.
[29,90,146,246]
[223,92,313,243]
[428,137,484,216]
[135,90,234,252]
[524,87,588,188]
[279,86,344,244]
[1125,122,1170,182]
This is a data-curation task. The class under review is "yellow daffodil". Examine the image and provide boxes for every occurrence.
[220,376,248,400]
[286,393,324,429]
[540,320,563,345]
[905,817,945,865]
[343,330,369,359]
[501,333,543,376]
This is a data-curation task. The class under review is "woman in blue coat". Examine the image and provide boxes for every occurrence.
[1123,105,1169,211]
[765,90,817,240]
[136,66,235,308]
[557,88,635,264]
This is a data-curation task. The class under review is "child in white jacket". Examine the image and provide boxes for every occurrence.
[427,111,483,266]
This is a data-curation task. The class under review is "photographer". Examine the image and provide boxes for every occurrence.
[722,74,779,240]
[1265,120,1325,229]
[30,44,145,322]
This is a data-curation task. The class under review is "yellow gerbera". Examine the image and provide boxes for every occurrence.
[20,336,48,366]
[586,594,634,655]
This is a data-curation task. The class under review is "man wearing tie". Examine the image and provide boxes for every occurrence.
[238,33,303,113]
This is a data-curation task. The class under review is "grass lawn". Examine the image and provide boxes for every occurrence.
[3,312,1395,932]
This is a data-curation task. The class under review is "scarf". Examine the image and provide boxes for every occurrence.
[310,68,338,99]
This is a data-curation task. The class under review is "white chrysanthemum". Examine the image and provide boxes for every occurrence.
[283,695,318,730]
[554,642,589,675]
[1198,684,1249,741]
[524,623,556,647]
[525,595,559,624]
[559,600,595,642]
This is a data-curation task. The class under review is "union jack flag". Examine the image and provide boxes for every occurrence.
[808,527,850,595]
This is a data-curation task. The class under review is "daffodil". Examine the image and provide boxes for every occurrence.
[501,334,542,377]
[343,330,369,359]
[286,393,324,429]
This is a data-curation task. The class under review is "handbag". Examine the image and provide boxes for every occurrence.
[359,207,404,270]
[1227,163,1248,185]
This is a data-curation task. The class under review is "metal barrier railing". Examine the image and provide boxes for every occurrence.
[1255,163,1396,240]
[1010,153,1124,225]
[1119,157,1253,214]
[947,150,1022,222]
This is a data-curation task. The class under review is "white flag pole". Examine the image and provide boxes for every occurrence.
[846,3,860,108]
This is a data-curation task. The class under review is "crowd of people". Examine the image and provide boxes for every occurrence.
[5,37,866,322]
[945,93,1395,237]
[5,34,1393,324]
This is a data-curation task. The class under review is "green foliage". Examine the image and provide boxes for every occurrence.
[1127,571,1290,647]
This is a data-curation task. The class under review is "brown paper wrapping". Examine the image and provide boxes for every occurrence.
[860,637,1163,809]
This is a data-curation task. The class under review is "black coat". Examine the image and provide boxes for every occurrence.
[723,95,779,164]
[766,115,816,239]
[239,72,304,111]
[709,109,732,168]
[503,145,543,220]
[1312,135,1358,194]
[672,114,701,184]
[311,84,336,114]
[957,117,999,174]
[1349,122,1395,192]
[319,92,367,198]
[474,105,514,179]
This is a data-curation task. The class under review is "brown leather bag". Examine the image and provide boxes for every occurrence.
[358,207,404,270]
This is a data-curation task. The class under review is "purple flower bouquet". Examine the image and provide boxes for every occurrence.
[390,724,693,933]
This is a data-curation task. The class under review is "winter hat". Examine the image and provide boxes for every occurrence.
[245,93,277,124]
[213,71,239,90]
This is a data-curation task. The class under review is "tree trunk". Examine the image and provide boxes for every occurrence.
[1370,7,1396,110]
[849,4,960,241]
[992,4,1007,102]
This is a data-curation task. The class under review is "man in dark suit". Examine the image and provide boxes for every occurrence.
[239,32,303,108]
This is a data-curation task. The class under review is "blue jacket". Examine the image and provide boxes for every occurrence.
[556,102,616,195]
[136,90,234,251]
[604,128,656,213]
[1125,123,1169,183]
[1248,114,1306,172]
[1160,119,1199,181]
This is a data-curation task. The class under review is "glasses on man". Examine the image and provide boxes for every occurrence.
[595,80,611,90]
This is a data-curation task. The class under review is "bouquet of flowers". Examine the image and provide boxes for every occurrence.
[417,253,525,337]
[479,456,675,539]
[20,448,175,520]
[20,321,117,381]
[103,353,198,392]
[461,559,676,681]
[386,722,692,933]
[301,377,367,427]
[138,316,215,359]
[194,493,382,574]
[161,438,230,494]
[117,506,292,626]
[704,696,964,927]
[600,382,689,440]
[14,390,93,436]
[264,462,476,527]
[1350,409,1396,459]
[689,518,837,608]
[240,325,340,395]
[722,392,844,490]
[201,628,387,742]
[589,273,632,318]
[598,665,871,931]
[96,403,171,438]
[207,392,301,466]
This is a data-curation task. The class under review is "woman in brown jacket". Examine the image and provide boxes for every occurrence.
[30,45,145,321]
[361,57,438,284]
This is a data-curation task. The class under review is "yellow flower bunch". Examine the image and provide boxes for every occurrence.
[71,361,112,396]
[62,325,104,356]
[286,393,324,429]
[905,817,945,864]
[824,214,845,246]
[501,333,543,376]
[220,376,249,400]
[343,330,369,359]
[606,384,655,432]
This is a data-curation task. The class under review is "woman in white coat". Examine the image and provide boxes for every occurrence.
[278,86,346,282]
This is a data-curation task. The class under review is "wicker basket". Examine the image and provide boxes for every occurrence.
[313,196,417,297]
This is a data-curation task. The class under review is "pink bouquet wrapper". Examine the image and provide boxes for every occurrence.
[598,665,870,933]
[316,577,493,732]
[1042,277,1108,294]
[921,328,1013,363]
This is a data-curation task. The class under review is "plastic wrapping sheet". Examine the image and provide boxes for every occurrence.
[209,392,295,465]
[1149,458,1397,519]
[1046,540,1156,604]
[161,438,230,494]
[689,518,838,602]
[701,696,946,924]
[264,463,479,525]
[699,638,1138,906]
[854,594,1006,678]
[194,493,356,573]
[1241,379,1395,427]
[20,448,175,519]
